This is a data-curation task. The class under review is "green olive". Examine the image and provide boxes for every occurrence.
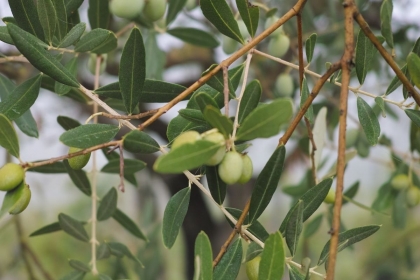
[323,189,335,204]
[142,0,167,22]
[203,132,226,166]
[391,174,410,191]
[222,36,239,54]
[406,186,420,207]
[3,181,31,215]
[274,73,294,97]
[0,163,25,192]
[110,0,145,19]
[87,53,107,75]
[237,154,253,184]
[267,33,290,58]
[68,147,91,170]
[185,0,196,10]
[264,16,283,36]
[172,131,201,150]
[218,151,243,185]
[246,255,261,280]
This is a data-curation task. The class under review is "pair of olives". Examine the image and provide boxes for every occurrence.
[391,174,420,207]
[172,130,253,185]
[110,0,167,22]
[0,163,31,214]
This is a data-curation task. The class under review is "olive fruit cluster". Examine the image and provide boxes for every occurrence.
[110,0,167,22]
[0,163,31,214]
[68,147,91,170]
[391,174,420,207]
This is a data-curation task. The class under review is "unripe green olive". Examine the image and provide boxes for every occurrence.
[68,147,91,170]
[237,154,253,184]
[110,0,145,19]
[267,33,290,58]
[203,132,226,166]
[274,73,294,97]
[3,181,31,215]
[218,151,243,185]
[246,255,261,280]
[185,0,196,10]
[264,16,283,36]
[87,53,107,75]
[142,0,167,22]
[323,189,335,204]
[172,131,201,150]
[222,36,238,54]
[0,163,25,192]
[391,174,410,190]
[406,186,420,207]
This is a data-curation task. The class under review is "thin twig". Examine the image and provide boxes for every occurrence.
[0,55,29,64]
[115,22,135,38]
[99,109,160,120]
[326,2,355,279]
[353,6,420,107]
[304,117,318,184]
[279,62,342,146]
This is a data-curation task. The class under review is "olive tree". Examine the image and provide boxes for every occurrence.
[0,0,420,279]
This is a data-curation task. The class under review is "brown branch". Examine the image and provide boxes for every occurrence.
[138,0,309,131]
[353,7,420,107]
[23,141,120,169]
[115,22,135,38]
[100,109,160,120]
[279,62,341,146]
[213,199,250,267]
[326,1,355,279]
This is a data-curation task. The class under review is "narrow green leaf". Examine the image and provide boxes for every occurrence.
[407,52,420,89]
[203,106,233,138]
[88,0,109,29]
[289,265,306,280]
[203,64,235,96]
[249,145,286,224]
[123,130,160,154]
[317,225,381,265]
[300,77,314,123]
[374,97,386,118]
[229,63,245,90]
[280,178,333,234]
[357,97,381,146]
[246,242,262,262]
[236,0,259,37]
[64,160,92,196]
[60,270,85,280]
[8,0,45,40]
[405,109,420,128]
[112,208,147,240]
[225,208,269,242]
[305,33,317,64]
[97,187,117,221]
[200,0,244,43]
[154,140,221,173]
[65,0,84,16]
[213,238,242,279]
[74,29,117,53]
[385,64,407,95]
[236,98,293,141]
[99,274,112,280]
[145,31,165,80]
[0,26,14,45]
[14,110,39,138]
[238,80,261,125]
[0,74,42,121]
[120,27,146,114]
[59,124,119,149]
[106,242,144,266]
[166,0,187,26]
[303,214,323,239]
[7,24,79,87]
[285,200,304,256]
[101,159,147,174]
[97,243,111,260]
[195,91,219,112]
[37,0,57,43]
[162,187,191,248]
[55,57,78,96]
[205,165,227,204]
[0,114,19,158]
[392,190,407,229]
[167,28,219,48]
[380,0,394,48]
[167,115,210,142]
[355,29,376,85]
[69,259,90,272]
[179,109,207,125]
[54,0,68,42]
[58,22,85,48]
[57,116,81,131]
[30,222,61,237]
[343,181,360,205]
[194,231,213,280]
[188,84,225,110]
[58,213,89,242]
[27,161,67,173]
[258,232,285,280]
